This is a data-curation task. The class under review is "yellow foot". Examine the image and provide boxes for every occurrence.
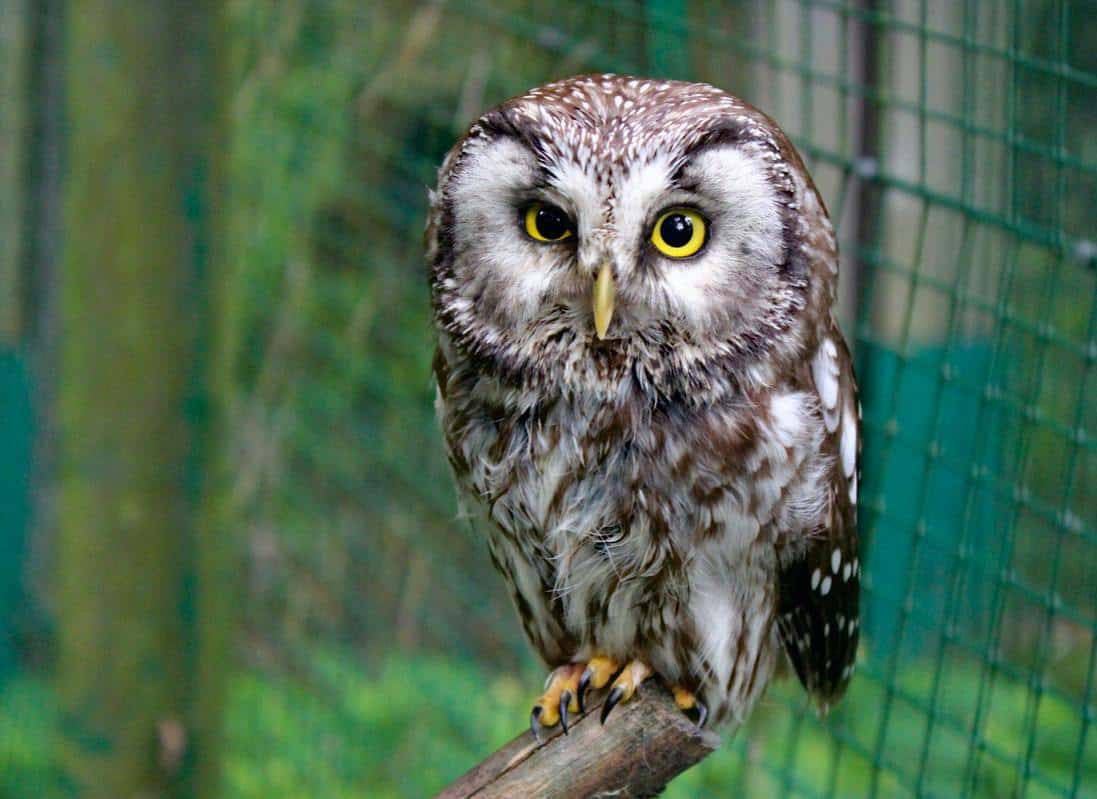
[578,654,620,709]
[600,659,653,724]
[672,684,709,728]
[530,663,584,738]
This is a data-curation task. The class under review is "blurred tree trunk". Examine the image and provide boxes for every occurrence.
[55,3,232,798]
[0,0,31,681]
[0,0,29,343]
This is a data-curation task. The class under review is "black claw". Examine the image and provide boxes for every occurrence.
[693,700,709,730]
[600,686,624,725]
[559,691,572,735]
[530,705,543,741]
[577,671,591,712]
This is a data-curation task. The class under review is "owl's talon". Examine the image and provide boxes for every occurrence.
[559,690,574,734]
[672,684,708,727]
[691,700,709,729]
[577,671,591,710]
[578,654,620,710]
[599,659,652,724]
[600,685,624,724]
[530,663,583,736]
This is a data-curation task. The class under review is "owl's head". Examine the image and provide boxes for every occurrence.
[428,75,837,403]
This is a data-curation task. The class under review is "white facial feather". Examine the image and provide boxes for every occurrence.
[448,138,559,323]
[549,160,605,250]
[614,153,679,248]
[654,146,783,328]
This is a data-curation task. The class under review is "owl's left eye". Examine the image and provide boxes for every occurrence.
[651,208,707,258]
[524,203,574,242]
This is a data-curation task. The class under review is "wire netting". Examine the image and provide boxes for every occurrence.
[1,1,1094,797]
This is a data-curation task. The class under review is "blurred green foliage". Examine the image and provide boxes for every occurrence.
[4,650,1092,798]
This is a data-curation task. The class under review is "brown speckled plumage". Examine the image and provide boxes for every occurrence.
[429,75,860,727]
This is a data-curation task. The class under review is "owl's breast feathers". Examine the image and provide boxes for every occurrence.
[433,317,860,724]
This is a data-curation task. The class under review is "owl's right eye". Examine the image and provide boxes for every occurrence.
[524,203,574,242]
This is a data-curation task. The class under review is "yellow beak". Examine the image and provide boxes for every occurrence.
[593,263,615,340]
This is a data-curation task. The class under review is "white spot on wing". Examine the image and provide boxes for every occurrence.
[812,338,841,432]
[840,404,857,478]
[820,576,832,596]
[831,548,842,573]
[811,568,821,590]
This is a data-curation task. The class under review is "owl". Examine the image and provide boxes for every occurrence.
[428,75,860,735]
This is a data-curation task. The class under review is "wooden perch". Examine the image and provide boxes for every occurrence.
[437,682,721,799]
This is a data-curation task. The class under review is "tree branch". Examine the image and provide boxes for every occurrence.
[437,682,721,799]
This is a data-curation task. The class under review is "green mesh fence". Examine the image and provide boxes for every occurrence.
[1,1,1094,797]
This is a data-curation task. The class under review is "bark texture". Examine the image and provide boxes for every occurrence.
[55,2,230,797]
[437,682,720,799]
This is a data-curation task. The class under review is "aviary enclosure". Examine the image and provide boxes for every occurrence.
[0,1,1093,797]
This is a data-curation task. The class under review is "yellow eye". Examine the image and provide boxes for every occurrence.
[524,203,573,242]
[651,208,707,258]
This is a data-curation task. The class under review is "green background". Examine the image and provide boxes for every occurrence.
[0,0,1094,797]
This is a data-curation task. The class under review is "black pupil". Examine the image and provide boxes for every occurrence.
[536,206,569,239]
[660,213,694,248]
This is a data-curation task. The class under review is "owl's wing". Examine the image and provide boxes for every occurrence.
[776,326,861,709]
